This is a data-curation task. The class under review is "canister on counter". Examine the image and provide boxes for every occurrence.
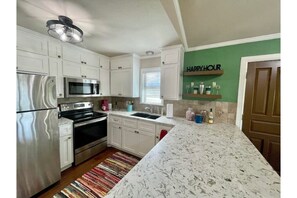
[205,86,211,95]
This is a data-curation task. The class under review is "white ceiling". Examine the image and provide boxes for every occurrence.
[17,0,280,57]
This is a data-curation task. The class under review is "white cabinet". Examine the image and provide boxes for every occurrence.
[99,55,110,69]
[110,124,122,149]
[121,118,156,157]
[59,121,73,171]
[63,60,100,80]
[110,54,140,97]
[160,45,184,100]
[155,124,173,144]
[17,26,48,56]
[62,44,99,67]
[17,50,49,74]
[99,68,110,96]
[109,115,122,149]
[49,57,64,98]
[48,39,62,59]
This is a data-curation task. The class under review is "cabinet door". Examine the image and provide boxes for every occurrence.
[17,50,49,74]
[59,135,73,169]
[99,68,110,96]
[161,48,179,65]
[62,44,81,64]
[81,65,100,80]
[49,57,64,98]
[138,131,155,157]
[17,27,48,55]
[122,127,138,154]
[111,69,132,96]
[111,56,132,70]
[81,50,99,67]
[48,40,62,58]
[161,65,179,100]
[62,60,82,78]
[99,55,110,69]
[110,124,122,148]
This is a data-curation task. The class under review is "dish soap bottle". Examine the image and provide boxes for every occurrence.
[208,108,214,124]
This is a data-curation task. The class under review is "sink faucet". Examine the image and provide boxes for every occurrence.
[145,106,153,113]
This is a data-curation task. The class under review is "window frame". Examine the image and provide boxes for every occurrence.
[140,67,163,106]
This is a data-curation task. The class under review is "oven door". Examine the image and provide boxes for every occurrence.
[64,77,100,97]
[73,117,107,153]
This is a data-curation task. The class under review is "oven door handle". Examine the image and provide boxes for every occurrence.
[74,117,107,127]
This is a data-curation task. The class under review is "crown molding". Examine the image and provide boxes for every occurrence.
[187,33,280,52]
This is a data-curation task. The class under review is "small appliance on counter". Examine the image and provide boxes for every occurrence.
[101,99,109,111]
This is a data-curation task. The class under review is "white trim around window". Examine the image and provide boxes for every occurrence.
[140,67,163,106]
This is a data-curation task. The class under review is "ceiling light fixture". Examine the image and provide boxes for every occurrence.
[46,16,83,43]
[146,51,154,56]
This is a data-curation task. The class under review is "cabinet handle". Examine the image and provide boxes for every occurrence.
[161,96,164,98]
[118,93,122,96]
[100,66,103,68]
[58,55,61,58]
[162,61,165,64]
[118,66,122,69]
[119,126,121,129]
[84,61,87,64]
[68,137,71,140]
[59,93,62,96]
[135,131,139,134]
[81,61,84,64]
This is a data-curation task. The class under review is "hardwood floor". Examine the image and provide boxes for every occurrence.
[34,147,120,198]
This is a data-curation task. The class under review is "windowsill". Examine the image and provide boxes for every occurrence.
[140,102,164,107]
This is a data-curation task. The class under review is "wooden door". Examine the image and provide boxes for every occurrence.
[242,60,280,174]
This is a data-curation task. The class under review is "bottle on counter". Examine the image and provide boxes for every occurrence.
[208,108,214,124]
[186,108,194,121]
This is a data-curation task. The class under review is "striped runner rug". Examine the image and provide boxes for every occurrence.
[53,152,140,198]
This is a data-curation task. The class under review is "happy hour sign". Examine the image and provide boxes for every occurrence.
[185,64,222,72]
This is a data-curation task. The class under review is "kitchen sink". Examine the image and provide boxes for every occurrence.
[130,112,160,120]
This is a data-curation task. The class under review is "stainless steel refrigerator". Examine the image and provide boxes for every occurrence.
[16,73,61,198]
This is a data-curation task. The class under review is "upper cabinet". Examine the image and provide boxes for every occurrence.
[62,44,99,67]
[110,54,140,97]
[17,50,49,74]
[17,26,48,56]
[48,39,62,59]
[99,55,110,69]
[160,45,184,100]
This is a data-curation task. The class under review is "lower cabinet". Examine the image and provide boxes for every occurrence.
[110,123,122,149]
[59,121,73,171]
[109,115,157,157]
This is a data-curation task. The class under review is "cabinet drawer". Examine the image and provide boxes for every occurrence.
[109,115,122,124]
[138,120,155,134]
[122,118,137,129]
[59,124,73,137]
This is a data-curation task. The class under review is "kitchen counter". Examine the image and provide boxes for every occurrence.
[58,117,73,125]
[102,110,280,197]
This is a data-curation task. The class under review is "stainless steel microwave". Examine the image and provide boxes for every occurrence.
[64,77,100,97]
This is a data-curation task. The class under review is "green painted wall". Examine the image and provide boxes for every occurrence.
[183,39,280,102]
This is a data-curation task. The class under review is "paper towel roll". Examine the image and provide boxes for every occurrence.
[166,104,173,118]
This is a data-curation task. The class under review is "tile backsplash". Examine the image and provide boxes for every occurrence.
[58,96,237,125]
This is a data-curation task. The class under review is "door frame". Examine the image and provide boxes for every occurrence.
[235,53,280,130]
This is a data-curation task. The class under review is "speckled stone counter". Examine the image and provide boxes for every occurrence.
[102,110,280,197]
[58,117,73,125]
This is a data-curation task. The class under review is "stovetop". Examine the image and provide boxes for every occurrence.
[59,102,107,123]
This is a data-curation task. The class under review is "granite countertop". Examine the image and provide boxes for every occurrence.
[101,110,280,197]
[58,117,73,125]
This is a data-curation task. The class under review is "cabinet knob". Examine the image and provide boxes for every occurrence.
[100,66,103,68]
[59,93,62,96]
[58,55,61,58]
[162,61,165,64]
[161,96,164,98]
[118,66,122,69]
[81,61,83,64]
[135,131,139,134]
[68,137,71,140]
[119,126,121,129]
[156,136,159,139]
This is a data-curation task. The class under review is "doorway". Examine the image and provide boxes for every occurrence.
[242,60,280,174]
[236,54,280,175]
